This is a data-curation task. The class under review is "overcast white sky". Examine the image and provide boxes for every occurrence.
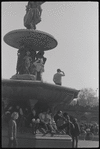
[2,2,98,91]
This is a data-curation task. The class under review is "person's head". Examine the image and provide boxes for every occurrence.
[11,112,19,120]
[26,51,30,55]
[57,69,61,73]
[32,118,35,123]
[86,128,90,132]
[58,110,63,116]
[73,118,77,123]
[36,118,40,123]
[66,115,70,121]
[63,112,68,118]
[5,111,10,115]
[46,108,51,113]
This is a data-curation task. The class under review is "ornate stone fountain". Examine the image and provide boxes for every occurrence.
[2,1,79,112]
[2,2,80,148]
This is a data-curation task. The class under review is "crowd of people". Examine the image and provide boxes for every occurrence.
[79,122,99,140]
[2,102,99,147]
[3,104,82,148]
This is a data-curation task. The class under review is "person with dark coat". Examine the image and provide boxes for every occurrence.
[71,118,80,148]
[54,111,62,124]
[54,111,64,129]
[8,112,19,148]
[58,114,80,148]
[31,109,40,135]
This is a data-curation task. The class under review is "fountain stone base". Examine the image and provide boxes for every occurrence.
[10,74,36,81]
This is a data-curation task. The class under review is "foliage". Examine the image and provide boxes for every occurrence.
[77,88,99,107]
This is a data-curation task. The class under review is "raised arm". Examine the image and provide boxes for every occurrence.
[61,71,65,76]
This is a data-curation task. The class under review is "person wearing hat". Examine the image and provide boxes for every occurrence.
[8,112,19,148]
[53,69,65,85]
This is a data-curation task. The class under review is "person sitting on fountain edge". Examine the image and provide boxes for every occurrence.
[53,69,65,85]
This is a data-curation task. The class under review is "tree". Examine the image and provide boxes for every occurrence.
[77,88,99,107]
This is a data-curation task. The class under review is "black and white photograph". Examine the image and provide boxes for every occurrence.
[2,1,99,148]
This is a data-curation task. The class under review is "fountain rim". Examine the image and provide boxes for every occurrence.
[3,29,58,51]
